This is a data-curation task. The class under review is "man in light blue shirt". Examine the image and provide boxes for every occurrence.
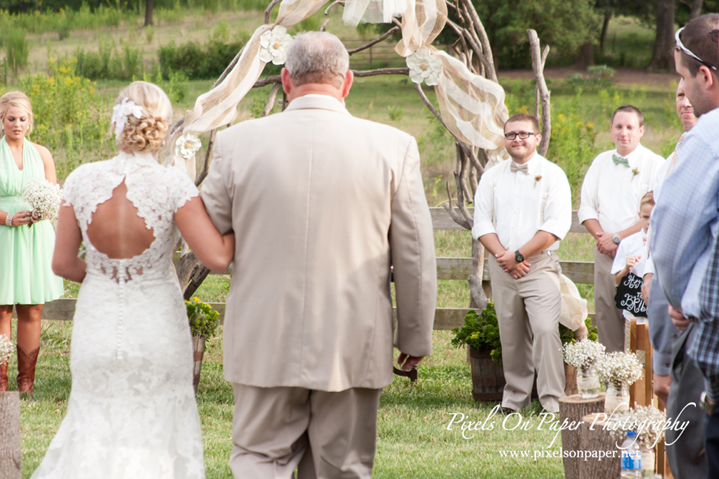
[650,14,719,479]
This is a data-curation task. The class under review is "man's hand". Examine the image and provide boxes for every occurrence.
[668,305,691,331]
[597,232,618,257]
[510,261,531,279]
[397,353,423,371]
[496,250,518,272]
[641,273,653,304]
[653,373,671,408]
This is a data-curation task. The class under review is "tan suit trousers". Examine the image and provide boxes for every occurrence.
[593,246,625,352]
[230,384,382,479]
[488,252,565,412]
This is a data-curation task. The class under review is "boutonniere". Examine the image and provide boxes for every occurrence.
[534,175,542,186]
[631,167,639,178]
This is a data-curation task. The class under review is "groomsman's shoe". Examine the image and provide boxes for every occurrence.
[0,360,7,391]
[16,344,39,398]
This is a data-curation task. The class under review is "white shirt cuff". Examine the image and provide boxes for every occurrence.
[471,221,496,241]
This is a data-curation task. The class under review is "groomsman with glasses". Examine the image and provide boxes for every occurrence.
[472,113,571,413]
[578,105,664,352]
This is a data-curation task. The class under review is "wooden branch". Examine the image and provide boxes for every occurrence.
[195,129,216,186]
[254,75,282,88]
[319,18,330,31]
[456,144,473,217]
[262,83,282,117]
[353,67,409,77]
[169,117,185,137]
[527,29,551,157]
[264,0,281,24]
[442,181,471,230]
[323,0,344,15]
[347,26,400,55]
[458,0,497,81]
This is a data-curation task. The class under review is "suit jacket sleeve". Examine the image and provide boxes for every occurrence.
[390,137,436,357]
[200,132,234,235]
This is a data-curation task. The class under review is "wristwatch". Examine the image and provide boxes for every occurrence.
[612,233,621,245]
[514,250,524,263]
[701,391,716,415]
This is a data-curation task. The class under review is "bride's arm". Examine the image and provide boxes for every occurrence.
[175,196,235,273]
[52,204,87,283]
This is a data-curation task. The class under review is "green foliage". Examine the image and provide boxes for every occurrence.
[450,303,502,364]
[452,304,597,367]
[467,0,600,69]
[19,57,112,180]
[566,65,615,91]
[387,105,403,121]
[1,27,29,74]
[186,296,220,339]
[158,36,243,80]
[73,39,144,80]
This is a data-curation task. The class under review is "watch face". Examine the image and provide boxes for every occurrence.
[515,251,524,263]
[613,234,620,244]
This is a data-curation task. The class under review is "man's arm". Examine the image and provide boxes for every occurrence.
[199,132,234,234]
[651,133,719,312]
[495,231,556,278]
[391,137,436,363]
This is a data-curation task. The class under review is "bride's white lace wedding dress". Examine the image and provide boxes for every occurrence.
[31,151,205,479]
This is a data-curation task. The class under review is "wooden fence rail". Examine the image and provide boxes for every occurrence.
[25,207,594,330]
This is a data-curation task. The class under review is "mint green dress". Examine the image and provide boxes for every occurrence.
[0,137,64,305]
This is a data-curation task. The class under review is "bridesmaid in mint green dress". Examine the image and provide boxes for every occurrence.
[0,92,64,396]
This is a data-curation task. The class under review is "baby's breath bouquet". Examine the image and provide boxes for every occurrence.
[185,297,220,339]
[21,177,63,221]
[595,351,643,390]
[563,339,605,371]
[610,405,667,450]
[0,334,12,366]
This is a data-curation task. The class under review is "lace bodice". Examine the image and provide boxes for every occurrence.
[63,151,199,282]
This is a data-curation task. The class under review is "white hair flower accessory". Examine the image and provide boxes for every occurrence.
[175,132,202,161]
[259,26,292,65]
[112,98,145,138]
[406,47,442,86]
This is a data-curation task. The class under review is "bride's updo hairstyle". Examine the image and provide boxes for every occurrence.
[0,91,34,134]
[115,81,172,153]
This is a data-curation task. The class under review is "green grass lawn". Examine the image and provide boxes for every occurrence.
[10,325,567,478]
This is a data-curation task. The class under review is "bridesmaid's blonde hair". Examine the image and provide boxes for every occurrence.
[115,81,172,153]
[0,91,34,134]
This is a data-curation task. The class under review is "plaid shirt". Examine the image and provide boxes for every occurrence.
[696,238,719,401]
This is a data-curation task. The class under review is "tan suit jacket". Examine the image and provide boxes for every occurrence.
[201,94,436,391]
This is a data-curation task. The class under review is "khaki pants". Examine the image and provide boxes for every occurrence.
[488,251,565,412]
[593,247,625,352]
[230,383,382,479]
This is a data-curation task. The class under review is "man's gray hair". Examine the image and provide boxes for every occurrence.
[285,32,350,88]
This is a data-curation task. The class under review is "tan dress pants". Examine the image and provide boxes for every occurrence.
[488,251,565,412]
[593,246,625,352]
[230,383,382,479]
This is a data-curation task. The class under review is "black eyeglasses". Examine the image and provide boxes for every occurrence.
[504,131,537,140]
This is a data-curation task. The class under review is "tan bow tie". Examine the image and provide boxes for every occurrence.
[510,162,529,174]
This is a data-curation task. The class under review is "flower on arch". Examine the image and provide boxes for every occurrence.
[406,47,442,86]
[175,132,202,160]
[259,26,293,65]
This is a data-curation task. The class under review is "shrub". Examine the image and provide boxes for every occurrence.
[2,27,29,75]
[159,38,243,80]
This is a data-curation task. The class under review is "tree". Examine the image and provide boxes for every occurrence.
[680,0,704,19]
[648,0,676,69]
[144,0,153,26]
[470,0,600,69]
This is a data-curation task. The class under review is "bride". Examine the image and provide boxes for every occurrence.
[32,82,234,478]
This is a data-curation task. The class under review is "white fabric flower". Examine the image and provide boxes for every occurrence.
[111,98,144,139]
[175,132,202,161]
[259,26,292,65]
[406,47,442,86]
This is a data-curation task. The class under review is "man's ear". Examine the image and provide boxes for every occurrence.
[700,65,716,90]
[281,68,293,95]
[341,70,354,99]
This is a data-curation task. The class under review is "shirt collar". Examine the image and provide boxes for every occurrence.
[284,94,349,115]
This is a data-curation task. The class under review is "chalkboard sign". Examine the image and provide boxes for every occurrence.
[614,272,647,317]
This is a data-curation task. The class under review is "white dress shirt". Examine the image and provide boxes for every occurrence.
[472,153,572,251]
[611,230,648,278]
[578,144,664,234]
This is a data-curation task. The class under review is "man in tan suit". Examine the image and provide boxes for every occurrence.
[201,32,436,479]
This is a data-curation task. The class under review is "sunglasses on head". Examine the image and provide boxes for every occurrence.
[675,26,718,71]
